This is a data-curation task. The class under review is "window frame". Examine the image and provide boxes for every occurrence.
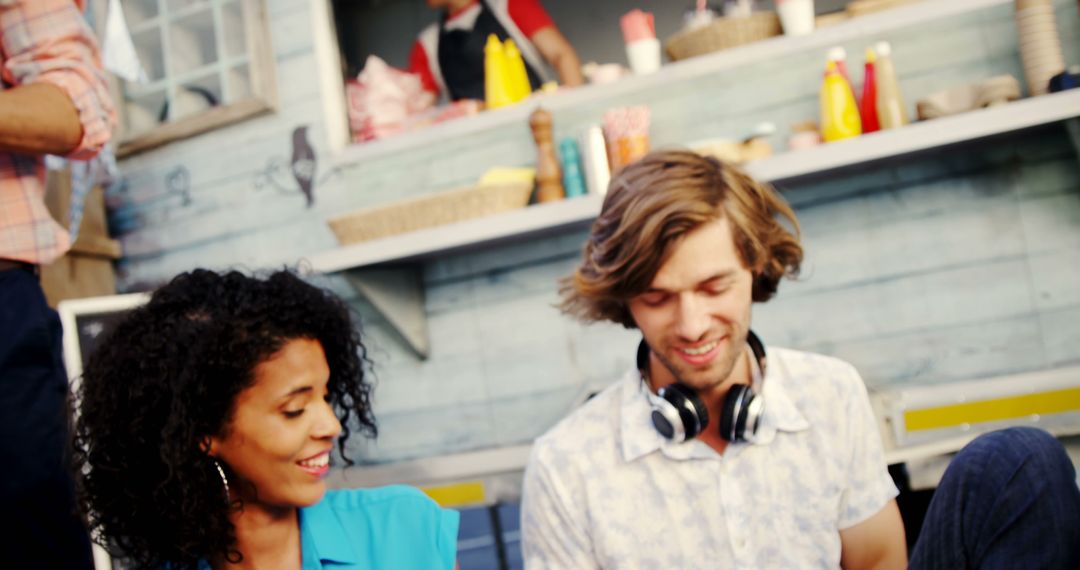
[108,0,279,157]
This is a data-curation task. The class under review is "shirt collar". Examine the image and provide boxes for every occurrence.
[619,368,675,462]
[753,358,810,444]
[299,496,359,566]
[445,1,481,25]
[618,352,810,462]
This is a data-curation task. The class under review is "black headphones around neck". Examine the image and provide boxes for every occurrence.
[639,331,767,444]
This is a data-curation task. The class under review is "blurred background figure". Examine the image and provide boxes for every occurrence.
[408,0,583,101]
[0,1,115,568]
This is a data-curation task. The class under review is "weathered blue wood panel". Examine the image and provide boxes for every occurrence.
[106,0,1080,463]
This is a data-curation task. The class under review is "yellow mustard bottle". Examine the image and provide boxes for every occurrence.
[484,34,513,109]
[503,38,532,103]
[820,60,862,142]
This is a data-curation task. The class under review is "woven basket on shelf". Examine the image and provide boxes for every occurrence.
[327,182,533,245]
[665,12,782,62]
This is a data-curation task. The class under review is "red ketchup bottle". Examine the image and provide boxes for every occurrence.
[860,47,880,134]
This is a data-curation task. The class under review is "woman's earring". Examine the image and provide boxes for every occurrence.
[212,459,230,502]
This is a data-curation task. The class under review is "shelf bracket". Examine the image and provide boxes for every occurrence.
[342,266,429,359]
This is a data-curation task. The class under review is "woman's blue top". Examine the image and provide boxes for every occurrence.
[298,486,459,569]
[195,485,459,569]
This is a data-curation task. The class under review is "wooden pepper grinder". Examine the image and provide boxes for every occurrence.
[529,107,564,203]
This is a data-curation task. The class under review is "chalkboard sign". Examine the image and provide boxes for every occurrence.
[57,293,150,397]
[57,293,149,570]
[72,309,132,369]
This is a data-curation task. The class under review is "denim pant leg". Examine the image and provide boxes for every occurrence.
[0,268,94,569]
[909,427,1080,570]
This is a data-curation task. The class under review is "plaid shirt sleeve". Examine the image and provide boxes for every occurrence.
[0,0,115,264]
[1,0,117,159]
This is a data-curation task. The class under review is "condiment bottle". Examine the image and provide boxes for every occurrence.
[860,47,880,134]
[504,39,532,102]
[874,41,909,129]
[560,138,587,198]
[828,46,856,99]
[485,34,513,109]
[820,60,862,142]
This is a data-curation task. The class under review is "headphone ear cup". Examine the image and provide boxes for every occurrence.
[647,392,681,440]
[720,384,753,442]
[658,383,709,440]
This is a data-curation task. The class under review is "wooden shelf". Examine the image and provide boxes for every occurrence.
[312,194,601,272]
[747,90,1080,182]
[330,0,1013,169]
[309,0,1074,360]
[311,89,1080,274]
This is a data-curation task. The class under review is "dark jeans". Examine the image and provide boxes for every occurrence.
[910,427,1080,569]
[0,267,94,569]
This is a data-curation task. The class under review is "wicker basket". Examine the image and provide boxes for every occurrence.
[327,182,533,245]
[665,12,782,61]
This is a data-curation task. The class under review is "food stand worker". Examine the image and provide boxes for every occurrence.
[408,0,584,101]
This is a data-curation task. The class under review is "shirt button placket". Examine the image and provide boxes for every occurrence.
[721,460,752,567]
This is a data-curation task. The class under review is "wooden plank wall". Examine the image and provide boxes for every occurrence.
[108,0,1080,463]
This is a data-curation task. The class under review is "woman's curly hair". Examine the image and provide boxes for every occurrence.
[73,269,376,569]
[561,150,803,328]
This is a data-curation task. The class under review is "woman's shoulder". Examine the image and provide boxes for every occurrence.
[321,485,437,512]
[308,486,459,569]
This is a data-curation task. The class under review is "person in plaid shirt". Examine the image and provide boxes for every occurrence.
[0,0,115,567]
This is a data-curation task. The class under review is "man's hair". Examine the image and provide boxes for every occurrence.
[74,269,375,570]
[560,150,803,328]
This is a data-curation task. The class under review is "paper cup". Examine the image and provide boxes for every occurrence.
[626,38,662,75]
[777,0,815,36]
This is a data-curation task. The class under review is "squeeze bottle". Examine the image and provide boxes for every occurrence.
[875,41,909,129]
[485,34,513,109]
[820,60,862,142]
[860,47,880,134]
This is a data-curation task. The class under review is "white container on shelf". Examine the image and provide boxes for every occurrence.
[777,0,815,36]
[626,38,662,75]
[580,125,611,196]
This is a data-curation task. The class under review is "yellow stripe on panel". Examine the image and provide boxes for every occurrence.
[903,388,1080,432]
[420,481,487,508]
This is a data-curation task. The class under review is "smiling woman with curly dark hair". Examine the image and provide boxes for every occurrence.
[74,269,459,570]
